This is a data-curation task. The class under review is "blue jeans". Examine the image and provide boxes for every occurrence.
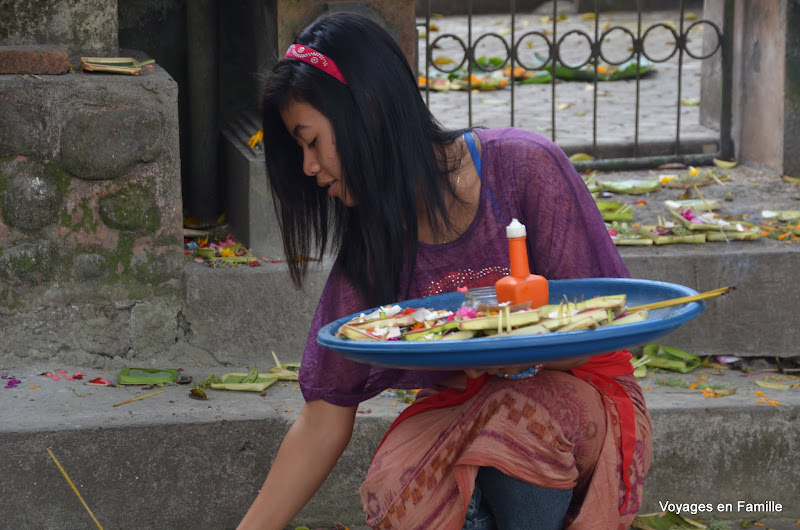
[462,467,572,530]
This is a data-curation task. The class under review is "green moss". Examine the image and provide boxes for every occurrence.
[60,197,99,234]
[8,253,36,272]
[99,186,161,234]
[60,210,73,228]
[44,162,74,196]
[4,241,55,284]
[104,231,137,278]
[0,178,7,197]
[79,197,99,234]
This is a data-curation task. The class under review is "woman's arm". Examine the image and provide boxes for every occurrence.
[237,399,358,530]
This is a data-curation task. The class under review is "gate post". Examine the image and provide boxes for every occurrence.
[701,0,800,175]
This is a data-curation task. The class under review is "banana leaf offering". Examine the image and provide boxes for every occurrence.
[607,221,652,246]
[596,201,634,222]
[195,243,261,267]
[196,354,301,392]
[664,199,722,211]
[639,344,701,373]
[336,295,649,342]
[500,62,552,84]
[443,57,512,91]
[582,171,600,196]
[661,169,731,189]
[197,366,278,392]
[760,210,800,241]
[80,56,155,75]
[600,179,662,195]
[670,209,762,240]
[418,76,452,92]
[639,217,706,245]
[536,54,654,81]
[762,210,800,222]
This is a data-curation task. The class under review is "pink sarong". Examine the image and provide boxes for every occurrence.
[360,369,652,529]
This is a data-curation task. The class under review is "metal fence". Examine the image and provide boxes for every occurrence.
[417,0,734,170]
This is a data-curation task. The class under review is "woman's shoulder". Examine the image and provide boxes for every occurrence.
[474,127,554,144]
[473,128,571,171]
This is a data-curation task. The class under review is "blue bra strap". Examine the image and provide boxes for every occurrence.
[464,131,482,179]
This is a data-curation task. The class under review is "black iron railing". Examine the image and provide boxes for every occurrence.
[417,0,734,170]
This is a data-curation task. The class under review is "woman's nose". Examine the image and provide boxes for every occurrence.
[303,152,321,177]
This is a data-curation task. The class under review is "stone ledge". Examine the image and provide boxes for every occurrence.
[0,45,69,74]
[620,242,800,357]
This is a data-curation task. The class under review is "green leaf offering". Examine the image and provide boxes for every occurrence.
[516,70,552,84]
[641,344,702,373]
[600,179,662,195]
[242,365,259,384]
[596,201,633,222]
[632,511,706,530]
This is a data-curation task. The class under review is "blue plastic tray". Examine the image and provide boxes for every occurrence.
[317,278,704,369]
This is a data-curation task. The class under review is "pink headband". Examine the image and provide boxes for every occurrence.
[285,44,347,85]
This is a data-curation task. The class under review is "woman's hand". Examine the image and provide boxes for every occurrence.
[237,399,358,530]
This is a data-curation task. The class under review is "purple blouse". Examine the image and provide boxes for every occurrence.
[299,128,630,406]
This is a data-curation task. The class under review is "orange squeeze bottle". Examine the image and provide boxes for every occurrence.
[495,218,549,308]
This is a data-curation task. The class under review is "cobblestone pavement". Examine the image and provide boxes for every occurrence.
[417,7,720,154]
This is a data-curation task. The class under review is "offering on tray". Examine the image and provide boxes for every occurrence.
[319,279,710,369]
[335,294,649,342]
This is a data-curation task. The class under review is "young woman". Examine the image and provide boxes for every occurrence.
[239,12,652,530]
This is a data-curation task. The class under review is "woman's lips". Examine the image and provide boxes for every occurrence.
[326,180,339,198]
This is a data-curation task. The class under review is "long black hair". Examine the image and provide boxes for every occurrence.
[261,12,466,306]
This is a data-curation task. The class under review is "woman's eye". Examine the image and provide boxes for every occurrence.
[308,138,317,148]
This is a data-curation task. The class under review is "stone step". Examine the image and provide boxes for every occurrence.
[1,364,797,529]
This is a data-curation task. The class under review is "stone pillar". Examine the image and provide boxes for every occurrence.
[0,65,187,366]
[783,2,800,175]
[276,0,416,69]
[0,0,192,367]
[700,0,799,175]
[186,0,221,222]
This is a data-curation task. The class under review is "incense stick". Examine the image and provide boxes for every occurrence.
[46,447,103,529]
[627,286,734,313]
[113,389,164,407]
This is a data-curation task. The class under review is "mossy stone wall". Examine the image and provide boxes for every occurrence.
[0,61,203,368]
